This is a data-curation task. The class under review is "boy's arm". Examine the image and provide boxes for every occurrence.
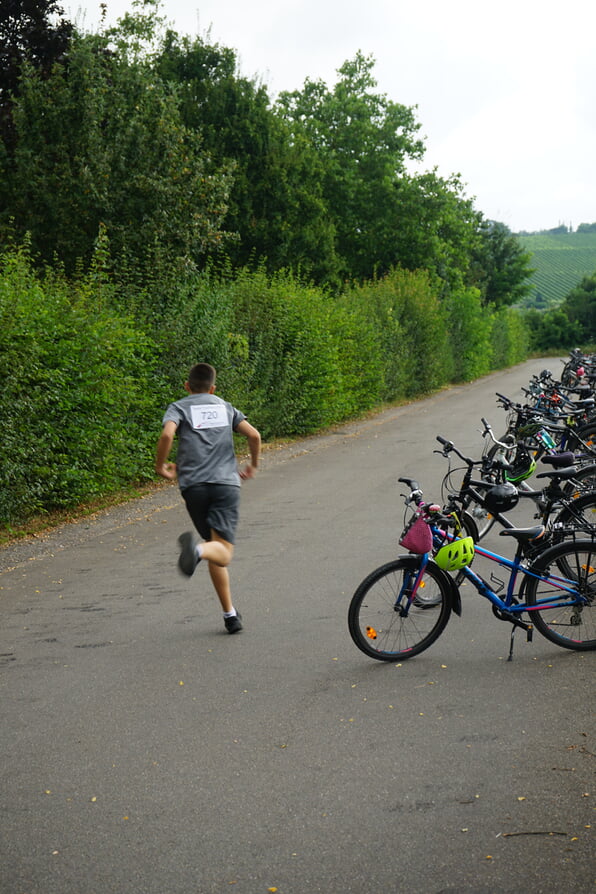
[155,420,178,481]
[235,420,261,480]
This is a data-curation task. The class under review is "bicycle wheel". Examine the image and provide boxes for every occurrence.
[569,424,596,454]
[460,511,479,542]
[525,539,596,650]
[348,557,452,661]
[469,504,496,540]
[552,489,596,536]
[478,436,522,539]
[486,435,517,470]
[561,362,580,388]
[562,463,596,499]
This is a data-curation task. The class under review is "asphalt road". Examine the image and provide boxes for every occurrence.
[1,359,594,894]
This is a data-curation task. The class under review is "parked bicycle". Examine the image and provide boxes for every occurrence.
[348,479,596,662]
[492,391,596,461]
[438,421,596,543]
[561,348,596,389]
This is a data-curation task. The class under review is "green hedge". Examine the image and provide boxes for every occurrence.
[0,247,159,523]
[345,269,449,399]
[0,246,531,526]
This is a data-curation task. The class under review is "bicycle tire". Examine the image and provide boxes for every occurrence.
[460,511,480,542]
[562,463,596,499]
[486,435,517,472]
[568,424,596,454]
[561,362,579,388]
[467,504,495,540]
[479,437,532,539]
[552,489,596,536]
[348,556,452,661]
[525,539,596,650]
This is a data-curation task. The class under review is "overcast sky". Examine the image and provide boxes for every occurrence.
[73,0,596,233]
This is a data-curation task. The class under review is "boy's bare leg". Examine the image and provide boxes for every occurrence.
[177,530,239,617]
[208,563,233,613]
[198,535,233,568]
[202,531,234,614]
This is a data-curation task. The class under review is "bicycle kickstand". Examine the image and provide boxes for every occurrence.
[507,618,534,661]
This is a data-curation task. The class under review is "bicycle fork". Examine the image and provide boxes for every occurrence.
[397,555,430,616]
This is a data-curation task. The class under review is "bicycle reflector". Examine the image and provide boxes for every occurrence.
[434,537,475,571]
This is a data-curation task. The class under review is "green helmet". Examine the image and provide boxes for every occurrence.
[504,448,536,483]
[435,536,475,571]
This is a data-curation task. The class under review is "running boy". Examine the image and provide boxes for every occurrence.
[155,363,261,634]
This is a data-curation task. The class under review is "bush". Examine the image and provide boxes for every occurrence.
[524,308,581,352]
[344,268,450,400]
[443,288,492,382]
[0,246,532,527]
[490,306,529,367]
[0,246,158,523]
[226,268,347,437]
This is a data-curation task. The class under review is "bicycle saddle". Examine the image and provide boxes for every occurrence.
[499,525,546,542]
[540,451,575,467]
[535,466,578,481]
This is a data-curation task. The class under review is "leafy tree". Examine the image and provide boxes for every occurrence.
[469,219,534,307]
[277,52,425,281]
[0,0,73,148]
[560,270,596,341]
[276,53,488,291]
[0,15,234,273]
[390,170,481,294]
[154,31,339,284]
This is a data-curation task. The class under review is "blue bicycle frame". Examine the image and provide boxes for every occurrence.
[447,537,585,616]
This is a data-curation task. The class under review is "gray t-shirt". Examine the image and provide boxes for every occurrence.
[162,393,246,490]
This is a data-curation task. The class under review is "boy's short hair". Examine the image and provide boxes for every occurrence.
[187,363,216,392]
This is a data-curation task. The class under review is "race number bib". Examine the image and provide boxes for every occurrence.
[190,403,228,430]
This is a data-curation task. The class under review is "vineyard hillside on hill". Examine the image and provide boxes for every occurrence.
[518,231,596,308]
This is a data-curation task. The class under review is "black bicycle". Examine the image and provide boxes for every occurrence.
[439,420,596,543]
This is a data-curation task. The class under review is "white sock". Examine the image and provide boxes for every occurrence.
[223,609,237,618]
[196,544,203,559]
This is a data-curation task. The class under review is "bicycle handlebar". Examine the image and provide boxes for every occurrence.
[479,418,514,451]
[397,476,458,527]
[398,476,421,494]
[495,392,519,409]
[435,435,476,467]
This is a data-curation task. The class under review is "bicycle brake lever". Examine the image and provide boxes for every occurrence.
[436,435,453,453]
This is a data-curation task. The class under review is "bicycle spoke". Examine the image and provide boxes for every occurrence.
[527,540,596,650]
[348,558,451,661]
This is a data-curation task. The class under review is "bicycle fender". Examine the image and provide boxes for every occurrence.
[427,559,462,617]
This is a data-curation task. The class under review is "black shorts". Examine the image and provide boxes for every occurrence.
[181,484,240,544]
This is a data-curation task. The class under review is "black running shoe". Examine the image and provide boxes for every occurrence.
[177,532,200,576]
[224,612,243,634]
